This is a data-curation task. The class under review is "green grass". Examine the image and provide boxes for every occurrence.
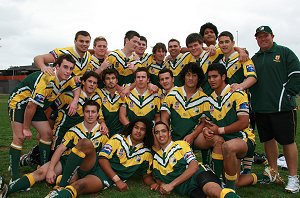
[0,94,299,197]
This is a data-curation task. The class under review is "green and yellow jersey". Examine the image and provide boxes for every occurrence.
[99,134,152,180]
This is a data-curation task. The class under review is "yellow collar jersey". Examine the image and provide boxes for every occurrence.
[99,134,152,180]
[206,84,255,141]
[89,54,105,71]
[50,46,92,77]
[9,71,79,110]
[219,51,257,85]
[62,122,109,155]
[165,52,193,86]
[107,49,142,85]
[152,140,201,195]
[98,88,125,136]
[139,53,153,67]
[148,58,167,88]
[121,88,161,122]
[161,86,208,140]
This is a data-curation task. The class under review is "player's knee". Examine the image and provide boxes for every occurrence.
[76,139,94,153]
[196,170,221,190]
[33,167,47,181]
[222,141,235,154]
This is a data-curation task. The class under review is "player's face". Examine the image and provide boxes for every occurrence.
[75,35,91,53]
[218,36,235,55]
[104,73,118,90]
[203,28,217,45]
[126,36,140,52]
[82,76,98,95]
[153,123,170,146]
[131,121,147,143]
[94,40,108,57]
[168,41,181,58]
[135,40,147,55]
[184,71,198,89]
[159,72,174,91]
[83,105,98,124]
[187,41,203,58]
[135,71,149,90]
[154,48,166,63]
[56,59,74,81]
[208,70,225,90]
[256,32,274,52]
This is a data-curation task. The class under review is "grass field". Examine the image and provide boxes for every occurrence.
[0,94,299,198]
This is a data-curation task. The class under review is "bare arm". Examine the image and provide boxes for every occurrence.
[143,174,159,191]
[160,110,170,126]
[67,87,81,116]
[34,53,56,75]
[230,76,257,92]
[22,101,38,139]
[119,106,130,126]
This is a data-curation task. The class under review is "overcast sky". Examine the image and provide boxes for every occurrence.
[0,0,299,70]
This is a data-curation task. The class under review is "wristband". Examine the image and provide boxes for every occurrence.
[112,175,121,183]
[218,127,225,134]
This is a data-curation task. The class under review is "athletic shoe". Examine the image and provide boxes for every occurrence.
[263,166,285,185]
[285,175,300,193]
[0,184,8,198]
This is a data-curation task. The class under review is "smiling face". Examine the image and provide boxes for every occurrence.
[203,28,217,46]
[56,59,75,81]
[131,121,147,144]
[154,48,166,64]
[135,40,147,56]
[82,76,98,96]
[153,123,171,147]
[187,41,203,58]
[74,35,91,54]
[125,36,140,53]
[159,72,174,91]
[256,32,274,52]
[218,35,235,56]
[168,41,181,59]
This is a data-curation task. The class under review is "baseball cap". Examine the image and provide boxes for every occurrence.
[255,26,273,37]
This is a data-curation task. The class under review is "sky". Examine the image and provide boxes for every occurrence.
[0,0,299,70]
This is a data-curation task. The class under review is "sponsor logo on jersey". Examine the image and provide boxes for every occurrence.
[135,155,141,162]
[174,102,180,110]
[118,148,124,157]
[194,107,199,113]
[93,139,100,148]
[246,64,256,72]
[34,94,45,103]
[210,105,214,113]
[170,156,177,165]
[101,144,112,155]
[226,101,231,108]
[239,102,249,110]
[129,101,134,108]
[103,97,107,104]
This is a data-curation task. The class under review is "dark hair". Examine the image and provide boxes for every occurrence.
[55,54,76,67]
[154,121,170,132]
[101,68,119,81]
[122,118,154,148]
[83,100,100,113]
[168,38,180,47]
[186,33,203,47]
[93,36,107,47]
[81,71,100,83]
[207,63,228,84]
[124,30,140,46]
[135,67,150,79]
[158,68,173,79]
[75,30,91,40]
[140,36,147,45]
[152,42,167,54]
[218,31,234,41]
[199,22,218,38]
[179,62,205,88]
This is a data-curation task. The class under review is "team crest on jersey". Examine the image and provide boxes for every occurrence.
[101,144,112,155]
[115,62,119,68]
[174,102,180,110]
[246,64,255,72]
[93,139,100,148]
[135,155,141,162]
[194,107,199,113]
[210,105,214,112]
[34,94,45,103]
[180,63,184,68]
[239,102,249,110]
[170,156,177,165]
[149,103,154,109]
[103,97,107,104]
[118,148,124,157]
[129,101,134,108]
[273,55,281,63]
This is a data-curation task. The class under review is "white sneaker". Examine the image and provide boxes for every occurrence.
[285,175,300,193]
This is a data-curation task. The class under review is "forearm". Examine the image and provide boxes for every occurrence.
[169,160,198,187]
[23,102,37,129]
[72,87,81,103]
[220,115,249,134]
[48,145,65,170]
[99,158,118,181]
[239,76,257,90]
[119,106,130,126]
[160,111,170,126]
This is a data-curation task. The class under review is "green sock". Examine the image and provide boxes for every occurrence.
[201,149,211,165]
[59,147,85,187]
[225,173,237,190]
[224,192,239,198]
[51,185,77,198]
[212,152,223,178]
[9,144,22,181]
[242,157,253,174]
[39,140,52,165]
[8,174,34,195]
[220,188,239,198]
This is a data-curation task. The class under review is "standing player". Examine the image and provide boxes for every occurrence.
[152,121,239,198]
[158,68,175,100]
[34,31,92,78]
[8,54,80,182]
[135,36,152,67]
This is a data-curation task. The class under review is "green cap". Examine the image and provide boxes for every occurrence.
[255,26,273,37]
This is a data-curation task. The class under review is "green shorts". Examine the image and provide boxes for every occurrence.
[9,107,47,123]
